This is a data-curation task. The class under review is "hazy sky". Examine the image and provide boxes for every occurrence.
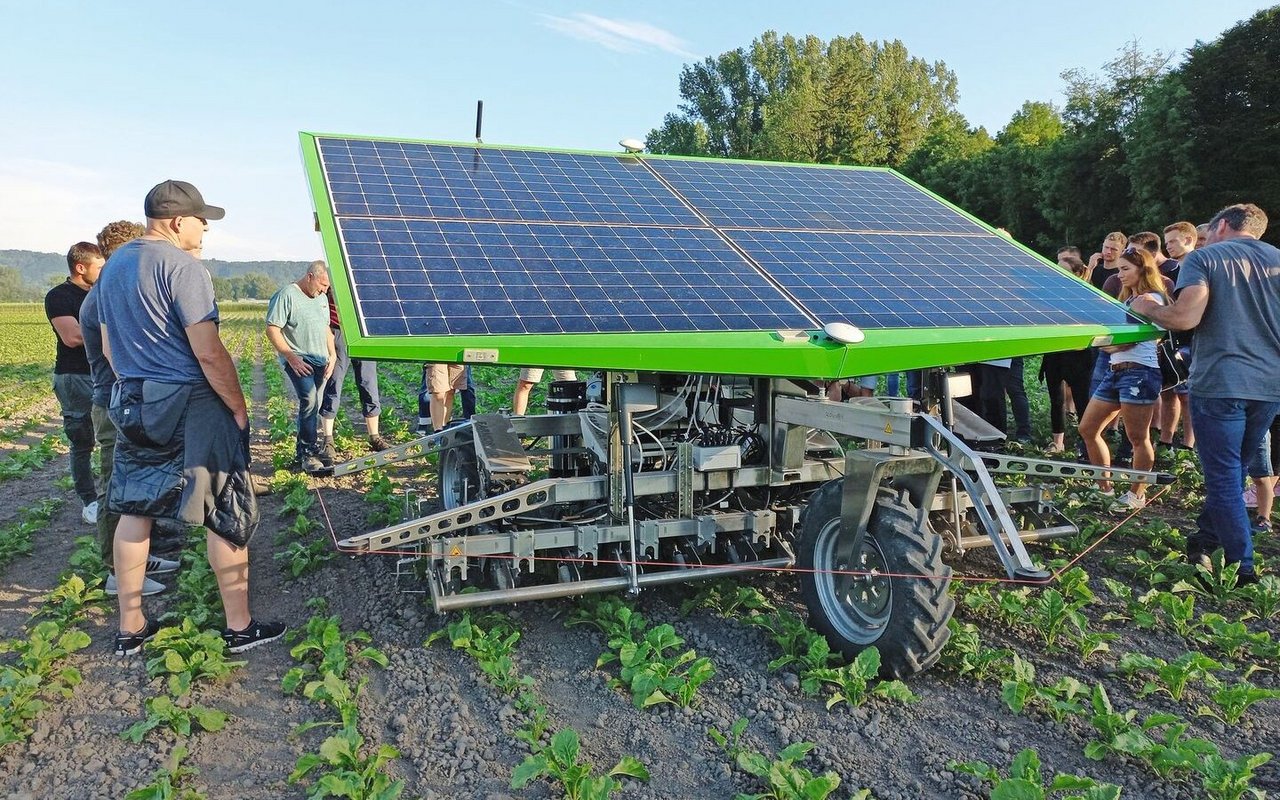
[0,1,1268,261]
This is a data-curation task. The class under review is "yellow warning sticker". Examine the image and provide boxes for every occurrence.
[884,422,893,434]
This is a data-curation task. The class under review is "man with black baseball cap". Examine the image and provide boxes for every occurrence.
[143,179,226,220]
[97,179,285,656]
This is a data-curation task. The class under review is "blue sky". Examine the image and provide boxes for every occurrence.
[0,0,1269,261]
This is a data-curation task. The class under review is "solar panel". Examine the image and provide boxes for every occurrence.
[728,230,1133,329]
[303,133,1152,378]
[340,218,815,336]
[647,159,987,234]
[317,137,702,227]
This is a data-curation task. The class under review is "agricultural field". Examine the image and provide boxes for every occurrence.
[0,302,1277,800]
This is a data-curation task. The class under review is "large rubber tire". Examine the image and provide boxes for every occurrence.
[438,445,481,510]
[797,480,954,678]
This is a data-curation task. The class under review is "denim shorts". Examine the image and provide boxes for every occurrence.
[1092,364,1162,405]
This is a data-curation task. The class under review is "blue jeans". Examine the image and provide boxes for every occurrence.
[1190,395,1280,573]
[285,356,328,456]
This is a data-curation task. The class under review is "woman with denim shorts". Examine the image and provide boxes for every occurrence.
[1078,246,1168,509]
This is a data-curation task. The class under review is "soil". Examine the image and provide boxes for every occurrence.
[0,365,1277,800]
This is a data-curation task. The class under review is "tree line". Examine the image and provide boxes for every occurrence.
[646,7,1280,251]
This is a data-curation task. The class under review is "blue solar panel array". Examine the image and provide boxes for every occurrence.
[340,218,814,336]
[728,230,1131,328]
[319,138,701,227]
[646,159,988,235]
[315,136,1129,335]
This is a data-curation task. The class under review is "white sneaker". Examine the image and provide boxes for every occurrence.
[81,501,99,525]
[1113,491,1147,511]
[146,554,181,575]
[104,574,166,596]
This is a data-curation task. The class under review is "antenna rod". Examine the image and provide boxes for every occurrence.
[475,100,484,143]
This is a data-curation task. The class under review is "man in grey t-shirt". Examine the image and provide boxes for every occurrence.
[99,179,285,656]
[1132,203,1280,583]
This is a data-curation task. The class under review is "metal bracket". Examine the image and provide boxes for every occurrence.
[331,427,456,477]
[838,449,942,569]
[676,441,694,518]
[916,414,1050,581]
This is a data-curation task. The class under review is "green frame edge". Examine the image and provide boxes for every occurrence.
[298,132,1157,380]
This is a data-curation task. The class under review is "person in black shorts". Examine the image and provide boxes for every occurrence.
[98,180,285,655]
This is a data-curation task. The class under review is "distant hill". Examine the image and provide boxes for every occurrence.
[0,249,308,301]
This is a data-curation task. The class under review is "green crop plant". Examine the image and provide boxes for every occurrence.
[1001,657,1087,723]
[1173,550,1254,602]
[0,432,61,481]
[426,612,531,698]
[1198,752,1273,800]
[511,728,649,800]
[805,647,917,709]
[364,470,403,527]
[1190,614,1279,663]
[953,748,1122,800]
[936,620,1016,682]
[743,608,837,677]
[65,534,108,583]
[1196,679,1280,725]
[679,581,775,618]
[0,621,91,747]
[1148,591,1197,639]
[0,497,64,570]
[121,695,228,742]
[604,622,715,709]
[289,723,405,800]
[569,598,715,709]
[276,538,336,579]
[162,534,222,628]
[281,481,316,517]
[709,718,848,800]
[124,745,208,800]
[1116,651,1225,701]
[143,619,246,697]
[35,572,105,628]
[284,615,387,695]
[1242,575,1280,619]
[1083,686,1219,780]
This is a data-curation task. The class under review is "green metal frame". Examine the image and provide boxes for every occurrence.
[298,132,1157,380]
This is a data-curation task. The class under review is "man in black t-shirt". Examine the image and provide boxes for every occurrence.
[44,242,105,524]
[1087,231,1127,294]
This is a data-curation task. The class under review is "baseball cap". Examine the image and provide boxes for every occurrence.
[143,180,226,220]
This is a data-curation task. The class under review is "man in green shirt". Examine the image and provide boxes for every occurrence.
[266,261,336,474]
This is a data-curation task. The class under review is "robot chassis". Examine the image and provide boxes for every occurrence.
[333,371,1168,677]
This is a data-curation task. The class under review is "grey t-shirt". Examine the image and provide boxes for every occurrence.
[1175,237,1280,401]
[96,238,218,384]
[265,283,330,359]
[78,287,116,407]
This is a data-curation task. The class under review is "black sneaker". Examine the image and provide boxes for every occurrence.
[302,454,327,475]
[115,619,162,656]
[318,437,336,468]
[1185,545,1211,571]
[222,619,287,653]
[368,434,391,452]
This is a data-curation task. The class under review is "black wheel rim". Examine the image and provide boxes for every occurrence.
[814,518,892,644]
[440,448,476,509]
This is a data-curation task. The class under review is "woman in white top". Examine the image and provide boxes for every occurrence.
[1078,246,1168,509]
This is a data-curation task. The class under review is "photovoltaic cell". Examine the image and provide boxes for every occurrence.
[317,137,702,227]
[339,218,814,336]
[647,158,987,234]
[728,230,1132,329]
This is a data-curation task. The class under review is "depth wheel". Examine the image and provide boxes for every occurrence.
[797,480,954,678]
[438,445,481,510]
